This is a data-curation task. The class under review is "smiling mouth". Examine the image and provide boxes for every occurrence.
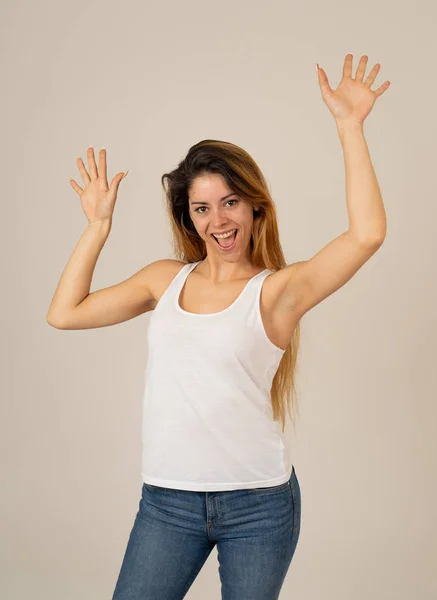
[211,229,238,249]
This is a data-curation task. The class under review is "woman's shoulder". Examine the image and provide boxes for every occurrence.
[147,259,188,307]
[158,258,187,273]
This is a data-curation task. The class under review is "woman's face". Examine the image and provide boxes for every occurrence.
[188,173,256,259]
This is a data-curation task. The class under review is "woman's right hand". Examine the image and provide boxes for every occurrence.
[69,147,128,226]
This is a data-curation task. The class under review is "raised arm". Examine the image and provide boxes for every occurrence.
[273,55,389,319]
[46,146,160,330]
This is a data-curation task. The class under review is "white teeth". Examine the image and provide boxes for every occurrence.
[213,229,236,239]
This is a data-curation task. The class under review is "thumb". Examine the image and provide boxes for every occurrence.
[110,170,129,195]
[317,65,332,98]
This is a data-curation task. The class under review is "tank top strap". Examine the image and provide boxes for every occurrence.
[173,261,201,297]
[231,267,272,319]
[243,268,272,298]
[154,261,200,311]
[174,261,200,289]
[215,267,272,317]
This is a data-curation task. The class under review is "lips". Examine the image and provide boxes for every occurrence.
[212,229,238,250]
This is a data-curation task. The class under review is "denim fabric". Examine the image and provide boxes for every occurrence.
[112,466,301,600]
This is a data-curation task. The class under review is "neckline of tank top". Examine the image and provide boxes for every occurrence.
[175,260,271,318]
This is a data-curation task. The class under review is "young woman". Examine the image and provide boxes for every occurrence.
[47,54,389,599]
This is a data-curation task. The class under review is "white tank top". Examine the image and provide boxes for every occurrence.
[141,260,292,491]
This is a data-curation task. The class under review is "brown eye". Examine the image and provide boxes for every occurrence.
[194,199,238,214]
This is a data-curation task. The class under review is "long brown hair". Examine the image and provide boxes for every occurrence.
[161,139,301,432]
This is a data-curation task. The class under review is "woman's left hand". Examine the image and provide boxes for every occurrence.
[317,54,391,126]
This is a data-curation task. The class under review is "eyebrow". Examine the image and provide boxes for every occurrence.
[190,192,237,205]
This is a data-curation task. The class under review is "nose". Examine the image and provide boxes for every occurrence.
[210,209,233,228]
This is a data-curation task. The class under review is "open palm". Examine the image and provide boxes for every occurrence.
[317,54,391,125]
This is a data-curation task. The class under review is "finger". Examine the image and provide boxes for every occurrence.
[342,53,353,79]
[69,178,84,195]
[365,63,381,88]
[374,80,391,98]
[355,55,368,83]
[110,171,128,196]
[317,66,333,98]
[99,147,108,187]
[87,147,98,180]
[77,156,91,185]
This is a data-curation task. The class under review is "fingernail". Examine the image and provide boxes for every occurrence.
[122,170,129,178]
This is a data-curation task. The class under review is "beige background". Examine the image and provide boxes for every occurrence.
[2,0,436,598]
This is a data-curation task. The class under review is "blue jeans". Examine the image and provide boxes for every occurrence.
[112,466,301,600]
